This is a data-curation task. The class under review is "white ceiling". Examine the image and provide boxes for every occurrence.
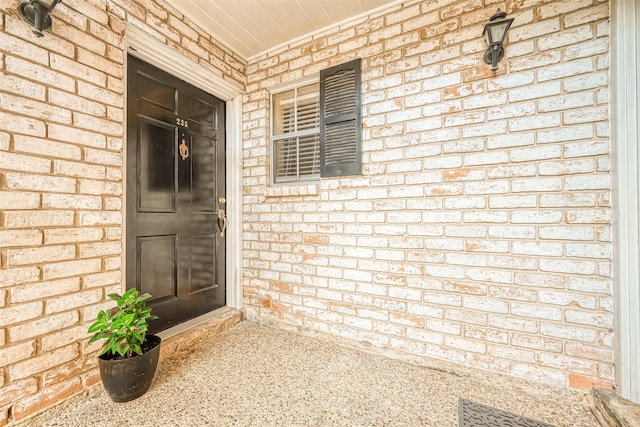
[172,0,401,61]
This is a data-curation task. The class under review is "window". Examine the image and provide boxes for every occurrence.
[270,59,362,184]
[271,83,321,184]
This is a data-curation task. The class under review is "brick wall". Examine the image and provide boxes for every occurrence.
[0,0,244,424]
[242,0,614,391]
[0,0,616,423]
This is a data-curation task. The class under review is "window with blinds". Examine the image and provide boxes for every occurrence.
[271,83,320,184]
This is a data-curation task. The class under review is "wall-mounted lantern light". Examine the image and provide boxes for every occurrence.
[482,9,514,71]
[17,0,62,37]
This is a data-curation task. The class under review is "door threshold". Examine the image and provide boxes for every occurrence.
[157,306,240,341]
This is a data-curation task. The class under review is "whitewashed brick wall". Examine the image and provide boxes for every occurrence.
[0,0,617,423]
[243,0,614,392]
[0,0,244,424]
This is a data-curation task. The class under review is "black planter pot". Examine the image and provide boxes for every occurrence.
[98,335,161,403]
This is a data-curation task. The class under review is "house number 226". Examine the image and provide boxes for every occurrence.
[176,118,189,127]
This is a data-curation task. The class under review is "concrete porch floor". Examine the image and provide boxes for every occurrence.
[22,310,605,426]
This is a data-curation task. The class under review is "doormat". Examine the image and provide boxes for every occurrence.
[458,399,556,427]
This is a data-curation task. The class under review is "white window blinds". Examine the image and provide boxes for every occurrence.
[272,84,320,183]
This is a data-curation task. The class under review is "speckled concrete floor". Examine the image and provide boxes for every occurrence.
[24,321,599,427]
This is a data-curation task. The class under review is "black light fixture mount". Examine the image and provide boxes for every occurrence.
[482,9,514,71]
[17,0,62,38]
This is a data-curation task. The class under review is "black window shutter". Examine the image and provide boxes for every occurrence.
[320,58,362,177]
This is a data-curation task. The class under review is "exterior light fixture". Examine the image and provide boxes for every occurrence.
[17,0,62,37]
[482,9,514,71]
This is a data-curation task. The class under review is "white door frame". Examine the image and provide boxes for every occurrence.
[613,0,640,404]
[125,24,244,310]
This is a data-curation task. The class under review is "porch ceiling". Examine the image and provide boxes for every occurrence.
[172,0,400,61]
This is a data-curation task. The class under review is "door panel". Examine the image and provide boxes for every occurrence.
[190,234,217,294]
[137,120,176,212]
[138,235,177,303]
[136,73,176,112]
[127,55,226,333]
[190,132,217,211]
[190,97,216,125]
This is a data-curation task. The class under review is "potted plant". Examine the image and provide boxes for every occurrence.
[88,289,161,402]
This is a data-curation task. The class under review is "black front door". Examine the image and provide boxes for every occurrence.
[126,55,226,333]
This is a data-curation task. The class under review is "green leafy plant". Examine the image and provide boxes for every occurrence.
[88,289,158,358]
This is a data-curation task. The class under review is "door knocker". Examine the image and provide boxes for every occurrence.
[179,139,189,160]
